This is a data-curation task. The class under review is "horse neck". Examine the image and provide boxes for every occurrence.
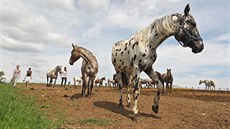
[147,14,181,49]
[53,68,59,75]
[79,47,97,68]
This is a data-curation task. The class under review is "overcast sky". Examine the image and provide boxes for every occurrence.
[0,0,229,89]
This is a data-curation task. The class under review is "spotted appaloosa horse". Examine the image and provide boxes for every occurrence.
[156,69,173,93]
[199,80,215,90]
[69,44,98,97]
[111,4,204,122]
[95,77,106,86]
[46,65,62,87]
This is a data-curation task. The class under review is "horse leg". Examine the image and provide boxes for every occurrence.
[82,76,87,97]
[87,77,92,97]
[54,78,57,87]
[116,72,124,109]
[144,67,162,114]
[166,82,169,94]
[131,65,141,122]
[126,75,132,108]
[169,83,172,93]
[47,76,49,87]
[49,79,53,87]
[90,77,94,96]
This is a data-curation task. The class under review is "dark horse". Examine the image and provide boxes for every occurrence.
[156,69,173,93]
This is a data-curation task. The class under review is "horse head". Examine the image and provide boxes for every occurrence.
[56,65,62,74]
[174,4,204,54]
[69,43,81,65]
[102,77,106,81]
[199,80,203,85]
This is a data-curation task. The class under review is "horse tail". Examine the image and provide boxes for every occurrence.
[121,72,128,88]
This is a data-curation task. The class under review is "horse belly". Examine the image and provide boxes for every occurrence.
[112,42,132,72]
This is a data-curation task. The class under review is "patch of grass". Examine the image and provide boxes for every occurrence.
[80,118,114,126]
[0,83,63,129]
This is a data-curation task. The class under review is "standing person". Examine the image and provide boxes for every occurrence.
[24,68,32,87]
[11,65,21,86]
[61,67,67,87]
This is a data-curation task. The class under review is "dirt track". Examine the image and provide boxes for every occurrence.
[21,84,230,129]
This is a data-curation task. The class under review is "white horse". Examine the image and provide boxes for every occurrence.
[199,80,215,90]
[46,66,62,87]
[73,77,82,86]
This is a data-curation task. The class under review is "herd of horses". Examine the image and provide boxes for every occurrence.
[44,4,214,122]
[46,65,175,92]
[46,66,215,91]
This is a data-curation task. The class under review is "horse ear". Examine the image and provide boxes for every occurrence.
[72,43,75,48]
[184,4,190,16]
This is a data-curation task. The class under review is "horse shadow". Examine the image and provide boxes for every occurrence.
[63,93,83,100]
[94,101,161,120]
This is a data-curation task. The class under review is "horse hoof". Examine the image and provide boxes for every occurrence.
[152,105,159,113]
[131,115,140,123]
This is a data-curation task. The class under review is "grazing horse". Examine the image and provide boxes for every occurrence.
[95,77,106,86]
[46,66,62,87]
[69,44,98,97]
[111,4,204,122]
[199,80,215,90]
[156,69,174,93]
[73,76,82,86]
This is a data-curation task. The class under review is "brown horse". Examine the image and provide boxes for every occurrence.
[156,69,173,93]
[95,77,106,86]
[69,44,98,97]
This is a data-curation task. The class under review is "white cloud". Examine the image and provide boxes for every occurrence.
[77,0,110,13]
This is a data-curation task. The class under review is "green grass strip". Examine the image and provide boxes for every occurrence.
[0,83,62,129]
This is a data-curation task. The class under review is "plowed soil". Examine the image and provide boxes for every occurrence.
[21,84,230,129]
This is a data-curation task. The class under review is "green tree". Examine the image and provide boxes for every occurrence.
[0,71,6,83]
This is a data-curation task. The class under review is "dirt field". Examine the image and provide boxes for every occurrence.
[21,84,230,129]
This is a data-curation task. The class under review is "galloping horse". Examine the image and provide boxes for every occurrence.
[73,76,82,86]
[111,4,204,122]
[156,69,174,93]
[46,66,62,87]
[95,77,106,86]
[69,44,98,97]
[199,80,215,90]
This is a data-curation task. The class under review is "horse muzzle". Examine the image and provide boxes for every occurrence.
[191,40,204,54]
[69,61,74,65]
